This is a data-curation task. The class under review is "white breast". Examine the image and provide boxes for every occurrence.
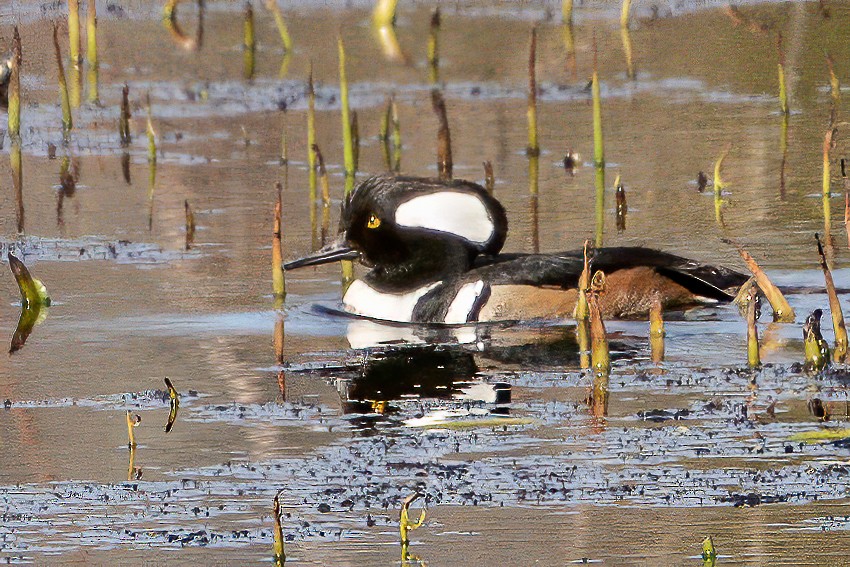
[444,280,487,324]
[394,192,495,244]
[343,280,442,322]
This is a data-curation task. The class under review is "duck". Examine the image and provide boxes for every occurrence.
[284,175,749,324]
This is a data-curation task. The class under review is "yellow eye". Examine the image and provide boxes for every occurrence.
[366,214,381,229]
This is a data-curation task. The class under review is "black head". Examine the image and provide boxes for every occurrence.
[285,175,508,286]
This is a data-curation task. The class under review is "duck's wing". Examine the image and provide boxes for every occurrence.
[474,247,748,301]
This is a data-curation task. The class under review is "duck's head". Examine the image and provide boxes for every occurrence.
[285,175,507,285]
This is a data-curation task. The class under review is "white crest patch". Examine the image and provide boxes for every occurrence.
[394,192,494,244]
[444,280,486,324]
[343,280,441,322]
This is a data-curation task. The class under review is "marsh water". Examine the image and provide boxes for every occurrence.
[2,0,850,564]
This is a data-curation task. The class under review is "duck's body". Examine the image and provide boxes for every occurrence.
[285,175,749,324]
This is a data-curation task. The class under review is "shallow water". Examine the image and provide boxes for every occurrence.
[1,1,850,564]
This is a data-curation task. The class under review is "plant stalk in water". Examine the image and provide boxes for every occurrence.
[391,98,401,172]
[826,51,840,103]
[126,410,140,448]
[86,0,98,103]
[53,24,73,139]
[777,33,789,116]
[307,65,317,241]
[649,297,664,364]
[744,283,761,368]
[164,378,180,433]
[588,271,610,418]
[273,490,286,565]
[184,200,196,251]
[399,493,426,562]
[562,0,573,25]
[373,0,399,28]
[264,0,293,52]
[428,9,440,84]
[338,36,355,184]
[243,2,256,81]
[621,0,632,29]
[8,27,21,142]
[272,185,286,299]
[119,84,131,147]
[816,233,847,361]
[483,160,494,194]
[701,536,717,567]
[68,0,81,68]
[432,89,453,181]
[733,243,795,322]
[713,145,730,224]
[804,309,830,372]
[11,144,23,234]
[526,27,539,157]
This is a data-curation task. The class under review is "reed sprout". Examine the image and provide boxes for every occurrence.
[399,493,426,562]
[53,24,73,139]
[163,0,204,51]
[562,0,573,25]
[307,66,317,237]
[588,271,609,418]
[649,297,664,364]
[338,37,355,184]
[86,0,98,104]
[804,309,830,372]
[733,243,795,322]
[351,111,360,172]
[8,27,21,142]
[428,9,441,84]
[777,33,789,116]
[816,233,847,362]
[184,200,196,251]
[620,0,632,29]
[11,144,23,233]
[483,161,494,194]
[164,377,180,433]
[273,184,286,299]
[526,27,539,157]
[9,254,49,309]
[126,410,141,448]
[826,52,840,103]
[391,98,401,172]
[701,536,717,567]
[742,283,761,368]
[273,490,286,565]
[119,84,132,147]
[373,0,399,28]
[432,89,453,181]
[615,175,627,232]
[264,0,293,52]
[312,144,331,208]
[68,0,81,68]
[244,2,256,81]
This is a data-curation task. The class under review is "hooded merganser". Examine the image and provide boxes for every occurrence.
[284,175,749,324]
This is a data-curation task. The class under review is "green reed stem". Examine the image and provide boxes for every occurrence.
[69,0,81,68]
[272,189,286,298]
[562,0,573,25]
[816,233,847,362]
[338,36,355,184]
[86,0,99,104]
[53,24,73,138]
[620,0,632,29]
[265,0,293,52]
[9,27,21,142]
[373,0,399,28]
[777,33,789,116]
[243,2,256,80]
[527,27,539,157]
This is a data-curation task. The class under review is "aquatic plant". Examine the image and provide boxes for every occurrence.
[742,283,761,368]
[733,243,795,323]
[273,490,286,565]
[527,27,539,157]
[826,51,840,103]
[163,0,204,51]
[562,0,573,25]
[119,84,131,147]
[615,175,627,232]
[273,186,286,299]
[803,309,830,372]
[184,200,196,251]
[713,145,730,224]
[338,37,355,185]
[264,0,293,52]
[307,65,317,234]
[244,2,256,81]
[68,0,81,68]
[373,0,398,28]
[53,24,73,139]
[432,89,453,181]
[483,161,494,194]
[164,378,180,433]
[351,110,360,172]
[8,253,49,309]
[649,297,664,364]
[428,9,441,84]
[816,233,846,361]
[126,410,141,448]
[8,27,21,142]
[701,536,717,567]
[86,0,98,103]
[391,98,401,172]
[620,0,632,29]
[777,33,789,116]
[399,492,426,562]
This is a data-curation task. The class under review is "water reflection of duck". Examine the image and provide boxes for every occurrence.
[285,175,748,324]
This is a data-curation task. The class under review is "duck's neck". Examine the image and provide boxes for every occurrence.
[364,237,474,292]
